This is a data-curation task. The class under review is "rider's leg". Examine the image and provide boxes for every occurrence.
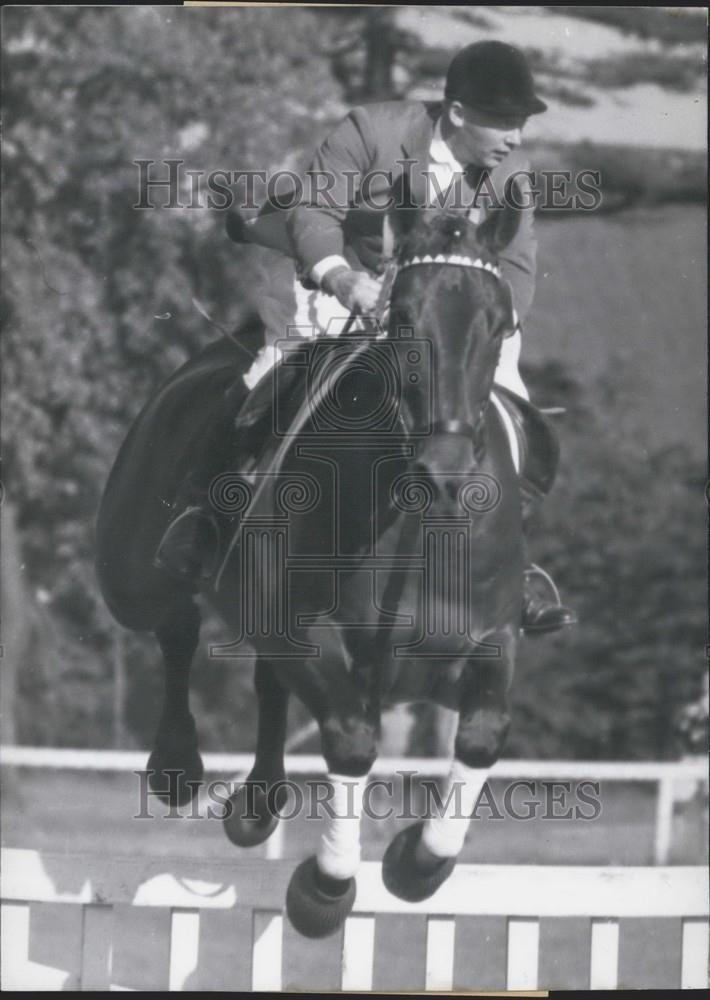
[155,280,351,583]
[242,278,353,389]
[493,332,577,635]
[153,470,221,584]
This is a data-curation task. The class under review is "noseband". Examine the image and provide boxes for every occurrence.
[430,417,480,439]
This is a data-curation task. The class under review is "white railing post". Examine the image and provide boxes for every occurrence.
[168,909,200,990]
[264,821,285,860]
[681,918,710,989]
[654,775,675,864]
[1,902,31,990]
[251,911,282,991]
[589,918,619,989]
[341,914,375,990]
[506,918,539,989]
[425,915,456,990]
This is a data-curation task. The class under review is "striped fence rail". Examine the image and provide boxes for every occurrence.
[1,848,707,991]
[1,747,706,864]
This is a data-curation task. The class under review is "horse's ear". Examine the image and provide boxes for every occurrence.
[475,175,526,257]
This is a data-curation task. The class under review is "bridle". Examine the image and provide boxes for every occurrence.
[377,234,505,446]
[395,252,501,280]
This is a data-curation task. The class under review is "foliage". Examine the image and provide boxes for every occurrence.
[584,51,705,93]
[2,5,339,748]
[508,360,707,759]
[551,7,708,47]
[531,143,707,214]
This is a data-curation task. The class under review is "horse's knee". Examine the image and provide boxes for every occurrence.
[455,706,510,768]
[321,715,377,776]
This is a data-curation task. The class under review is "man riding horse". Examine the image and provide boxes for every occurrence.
[156,39,576,635]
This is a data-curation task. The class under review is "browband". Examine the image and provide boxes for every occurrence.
[396,254,502,278]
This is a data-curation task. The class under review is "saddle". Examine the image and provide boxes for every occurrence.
[233,342,560,503]
[233,334,410,475]
[490,384,560,499]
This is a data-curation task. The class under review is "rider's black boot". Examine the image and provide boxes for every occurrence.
[521,563,578,635]
[520,496,577,636]
[153,483,220,585]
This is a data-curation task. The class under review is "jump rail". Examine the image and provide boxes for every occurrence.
[1,848,707,991]
[2,747,706,865]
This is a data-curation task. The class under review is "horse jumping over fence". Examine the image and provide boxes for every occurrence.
[96,195,561,938]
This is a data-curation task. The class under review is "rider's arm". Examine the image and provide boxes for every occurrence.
[286,106,375,284]
[497,162,537,325]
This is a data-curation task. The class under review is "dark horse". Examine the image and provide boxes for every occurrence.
[96,196,536,938]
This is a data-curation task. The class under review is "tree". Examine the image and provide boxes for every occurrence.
[1,5,345,747]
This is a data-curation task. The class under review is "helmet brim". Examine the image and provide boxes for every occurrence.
[463,95,548,118]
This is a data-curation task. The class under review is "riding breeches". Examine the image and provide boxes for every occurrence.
[245,278,530,403]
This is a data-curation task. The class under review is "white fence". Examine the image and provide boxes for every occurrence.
[1,848,707,990]
[2,746,706,864]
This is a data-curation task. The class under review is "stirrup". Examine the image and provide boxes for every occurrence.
[524,562,562,605]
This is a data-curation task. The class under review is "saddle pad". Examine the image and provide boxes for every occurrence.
[490,384,561,497]
[490,389,521,473]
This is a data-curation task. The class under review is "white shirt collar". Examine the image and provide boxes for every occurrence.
[429,116,465,172]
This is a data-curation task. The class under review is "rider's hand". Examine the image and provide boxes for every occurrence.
[324,267,382,314]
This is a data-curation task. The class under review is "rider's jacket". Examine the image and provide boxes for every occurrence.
[285,100,538,322]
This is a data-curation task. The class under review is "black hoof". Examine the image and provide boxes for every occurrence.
[223,780,286,848]
[382,821,456,902]
[286,856,356,939]
[146,747,204,806]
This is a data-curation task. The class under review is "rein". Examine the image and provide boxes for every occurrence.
[217,237,503,592]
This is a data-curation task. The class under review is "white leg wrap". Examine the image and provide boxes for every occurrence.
[316,772,367,880]
[420,759,490,859]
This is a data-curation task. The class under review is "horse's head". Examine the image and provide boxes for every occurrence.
[386,191,520,500]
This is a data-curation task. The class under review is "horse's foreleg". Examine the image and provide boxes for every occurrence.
[147,597,203,806]
[286,671,377,938]
[224,657,289,847]
[384,636,515,901]
[417,652,512,864]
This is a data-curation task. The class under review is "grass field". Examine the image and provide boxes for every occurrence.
[3,767,707,866]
